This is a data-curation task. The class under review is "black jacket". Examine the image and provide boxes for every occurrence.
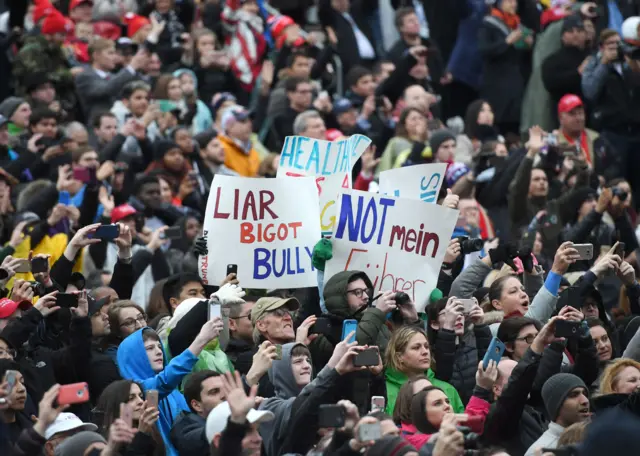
[482,348,548,455]
[591,63,640,133]
[542,45,589,111]
[170,412,209,456]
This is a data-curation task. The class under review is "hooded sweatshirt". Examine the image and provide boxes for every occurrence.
[259,342,340,456]
[172,69,213,135]
[117,327,199,456]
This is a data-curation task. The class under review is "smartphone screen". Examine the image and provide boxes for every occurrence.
[162,227,182,240]
[57,293,79,308]
[208,302,221,320]
[92,224,120,240]
[59,191,71,206]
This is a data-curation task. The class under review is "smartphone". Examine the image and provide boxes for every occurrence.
[59,190,71,206]
[73,167,92,183]
[31,257,49,274]
[563,286,581,310]
[92,224,120,240]
[555,320,581,338]
[318,404,346,428]
[357,421,382,442]
[14,259,31,273]
[162,227,182,240]
[615,242,626,258]
[208,302,221,320]
[5,370,18,394]
[311,317,332,335]
[341,319,357,343]
[146,390,158,409]
[120,402,133,427]
[458,299,475,315]
[483,337,505,369]
[274,344,282,360]
[573,243,593,261]
[56,293,79,309]
[353,347,379,367]
[57,382,89,406]
[226,264,238,276]
[371,396,385,412]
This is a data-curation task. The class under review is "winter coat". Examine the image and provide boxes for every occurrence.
[430,325,492,404]
[259,342,341,456]
[482,348,548,455]
[477,15,527,124]
[117,327,198,456]
[376,136,412,177]
[541,45,589,110]
[170,412,208,456]
[172,69,214,135]
[384,367,464,416]
[447,0,487,90]
[219,134,260,177]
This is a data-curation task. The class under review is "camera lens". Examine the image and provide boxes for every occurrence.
[394,292,410,306]
[460,237,484,255]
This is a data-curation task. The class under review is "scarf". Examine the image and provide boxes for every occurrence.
[151,10,185,48]
[562,130,591,165]
[491,7,521,30]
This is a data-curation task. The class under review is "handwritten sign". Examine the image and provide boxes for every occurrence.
[199,176,321,289]
[378,163,447,203]
[278,135,371,236]
[324,190,458,311]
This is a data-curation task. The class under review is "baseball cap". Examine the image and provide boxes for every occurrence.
[0,298,32,319]
[205,401,274,443]
[111,204,137,223]
[211,92,238,117]
[251,296,299,325]
[88,295,109,317]
[561,14,585,34]
[220,106,251,132]
[44,412,98,440]
[558,94,584,114]
[333,98,354,116]
[69,0,93,10]
[0,115,8,128]
[622,16,640,46]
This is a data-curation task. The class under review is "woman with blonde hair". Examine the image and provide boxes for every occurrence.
[593,358,640,415]
[384,326,463,416]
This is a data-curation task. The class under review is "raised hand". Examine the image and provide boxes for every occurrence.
[295,315,318,345]
[70,290,89,319]
[442,297,464,331]
[212,283,245,305]
[335,345,369,375]
[375,290,397,314]
[34,291,60,318]
[65,223,102,260]
[11,279,34,304]
[551,242,580,275]
[33,384,69,437]
[246,341,278,386]
[221,371,258,424]
[442,188,460,209]
[137,401,160,435]
[476,360,499,390]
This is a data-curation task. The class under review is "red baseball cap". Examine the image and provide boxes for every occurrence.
[111,204,137,224]
[0,298,32,319]
[558,94,584,114]
[69,0,93,10]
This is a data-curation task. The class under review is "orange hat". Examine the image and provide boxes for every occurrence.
[42,10,73,35]
[33,2,55,24]
[123,13,150,39]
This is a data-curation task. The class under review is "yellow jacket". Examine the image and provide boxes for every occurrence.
[219,134,261,177]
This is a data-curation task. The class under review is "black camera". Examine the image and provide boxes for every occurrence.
[458,236,484,255]
[394,292,411,306]
[28,281,46,297]
[613,187,628,201]
[457,426,480,455]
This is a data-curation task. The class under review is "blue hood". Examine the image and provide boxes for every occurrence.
[117,327,167,381]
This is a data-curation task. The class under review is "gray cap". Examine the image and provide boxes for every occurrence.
[542,373,587,420]
[0,97,25,120]
[54,431,106,456]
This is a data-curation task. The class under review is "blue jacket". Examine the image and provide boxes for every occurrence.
[446,0,487,90]
[117,327,199,456]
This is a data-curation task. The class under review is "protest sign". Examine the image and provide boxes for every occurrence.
[199,175,321,289]
[277,134,371,236]
[324,190,458,311]
[378,163,447,203]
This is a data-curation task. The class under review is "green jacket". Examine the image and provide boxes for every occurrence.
[385,367,464,416]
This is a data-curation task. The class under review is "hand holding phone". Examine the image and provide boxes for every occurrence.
[91,224,120,240]
[57,382,89,406]
[31,257,49,274]
[318,404,346,428]
[208,302,221,320]
[483,337,505,369]
[146,390,158,409]
[120,402,133,427]
[341,319,357,343]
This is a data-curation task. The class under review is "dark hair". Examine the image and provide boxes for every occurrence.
[426,298,449,345]
[284,76,310,93]
[488,275,519,306]
[146,279,170,321]
[394,7,416,30]
[411,386,446,434]
[606,177,627,188]
[183,370,221,413]
[464,99,489,139]
[29,107,57,126]
[133,174,160,196]
[392,374,430,425]
[599,28,619,45]
[142,328,161,344]
[92,111,117,129]
[0,359,21,382]
[121,81,151,100]
[497,317,541,356]
[152,74,179,100]
[291,344,312,360]
[396,107,424,139]
[346,66,373,89]
[162,273,203,309]
[286,52,308,69]
[71,145,97,163]
[372,60,393,77]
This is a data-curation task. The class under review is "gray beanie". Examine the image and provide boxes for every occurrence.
[542,373,587,420]
[0,97,25,120]
[54,431,107,456]
[429,129,456,154]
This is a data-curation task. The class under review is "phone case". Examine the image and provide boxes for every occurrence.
[274,344,283,360]
[483,337,505,369]
[146,390,159,409]
[555,320,580,338]
[341,319,357,343]
[120,403,133,427]
[226,264,238,276]
[208,302,221,320]
[458,299,475,314]
[58,383,89,405]
[573,244,593,260]
[31,257,49,273]
[371,396,385,411]
[357,422,382,441]
[57,294,79,308]
[14,260,31,273]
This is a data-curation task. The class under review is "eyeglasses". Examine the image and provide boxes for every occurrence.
[230,314,251,320]
[268,308,293,318]
[0,348,16,358]
[515,334,537,344]
[346,288,372,299]
[120,314,147,329]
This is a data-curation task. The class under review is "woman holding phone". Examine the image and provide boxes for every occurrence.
[95,379,164,455]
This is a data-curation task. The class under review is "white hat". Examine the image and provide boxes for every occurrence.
[44,412,98,440]
[622,17,640,45]
[205,401,274,443]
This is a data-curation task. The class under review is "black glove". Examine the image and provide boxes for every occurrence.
[489,243,519,271]
[193,236,207,256]
[517,246,534,273]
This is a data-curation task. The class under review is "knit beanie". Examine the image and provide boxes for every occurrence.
[429,129,456,154]
[0,97,25,120]
[542,373,587,420]
[366,435,417,456]
[54,431,106,456]
[33,2,55,23]
[154,140,181,161]
[311,239,333,271]
[42,10,70,35]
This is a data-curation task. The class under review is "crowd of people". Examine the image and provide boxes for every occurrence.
[1,0,640,455]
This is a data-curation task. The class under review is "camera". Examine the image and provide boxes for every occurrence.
[457,236,484,255]
[394,292,411,306]
[613,187,628,201]
[457,426,480,455]
[28,281,46,297]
